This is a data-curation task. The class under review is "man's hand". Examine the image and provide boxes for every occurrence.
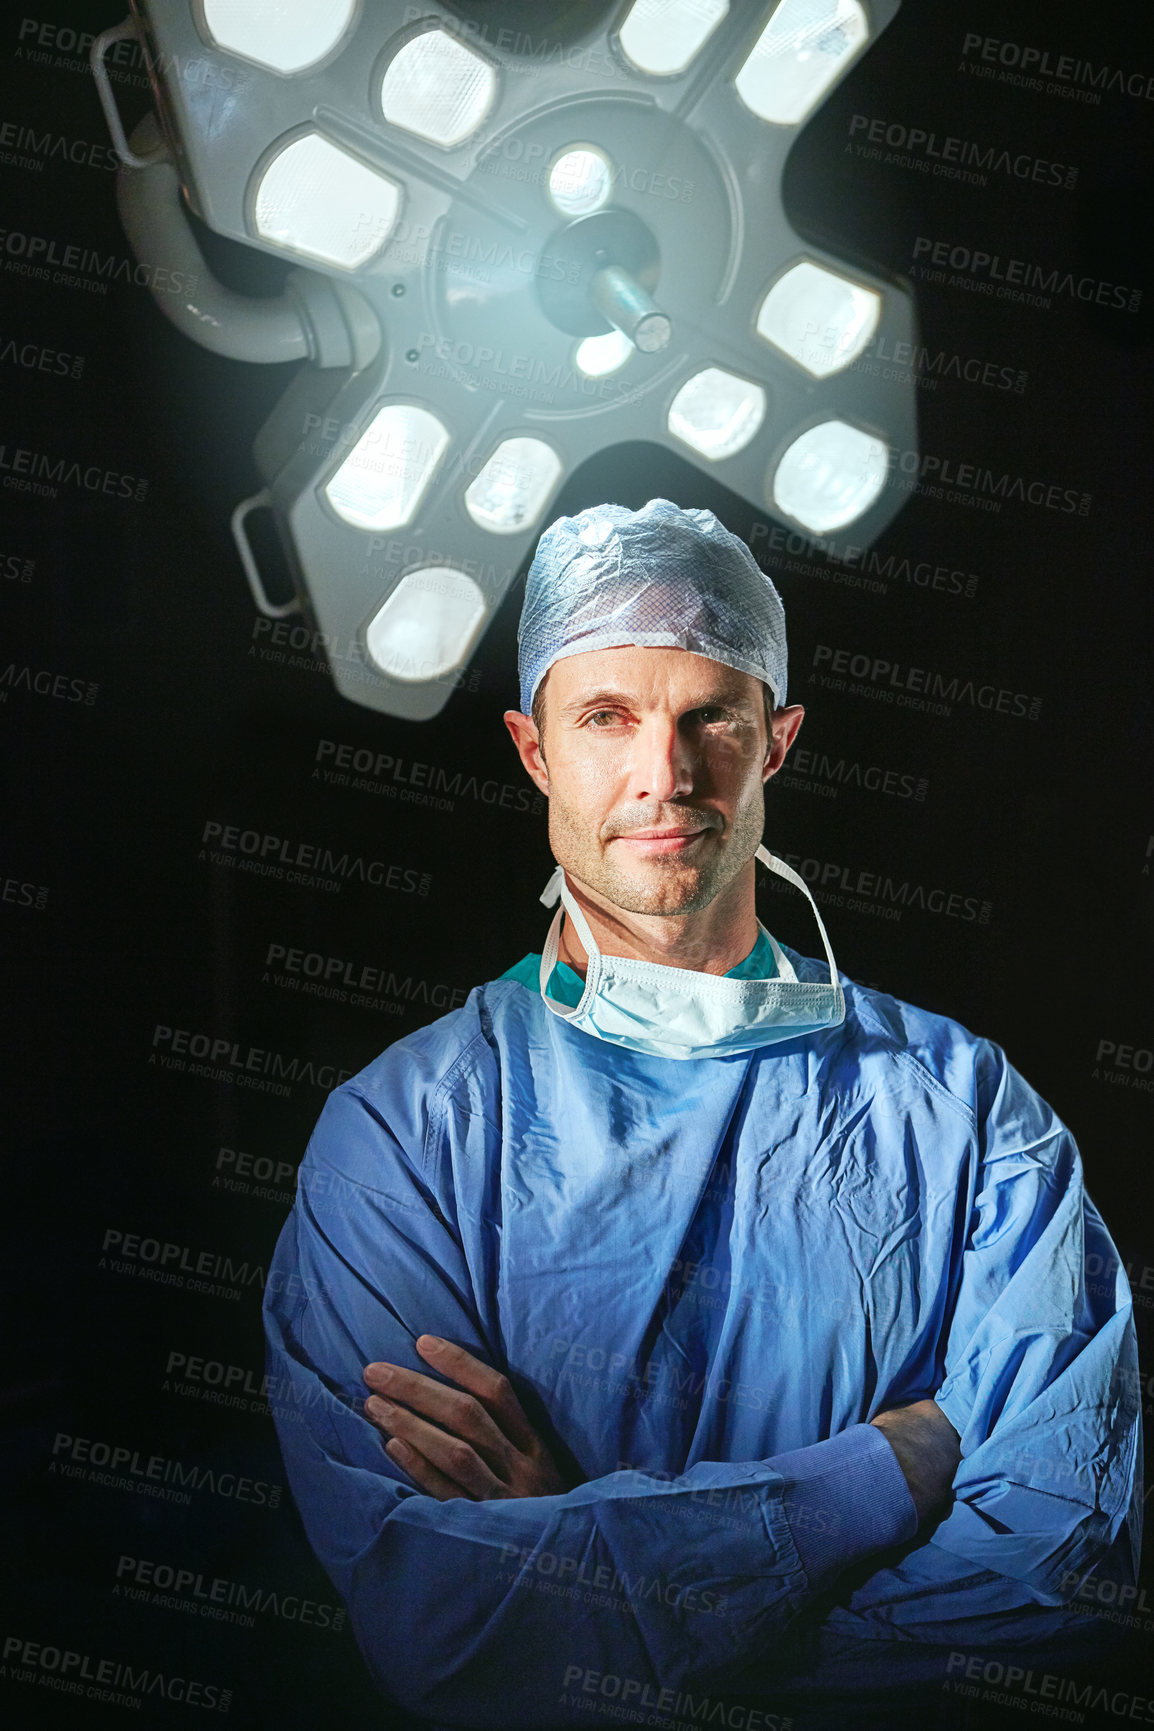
[363,1335,570,1503]
[870,1399,961,1524]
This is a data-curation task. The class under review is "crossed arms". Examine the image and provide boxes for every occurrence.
[263,1075,1140,1727]
[363,1332,960,1519]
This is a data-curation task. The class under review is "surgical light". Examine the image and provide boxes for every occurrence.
[668,368,766,460]
[465,439,564,534]
[736,0,869,126]
[772,420,888,532]
[201,0,357,74]
[757,260,880,377]
[379,30,496,148]
[365,567,487,681]
[618,0,730,78]
[252,135,402,269]
[548,148,613,218]
[324,405,449,531]
[574,329,634,378]
[94,0,917,722]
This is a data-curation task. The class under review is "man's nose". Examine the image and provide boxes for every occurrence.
[628,715,695,803]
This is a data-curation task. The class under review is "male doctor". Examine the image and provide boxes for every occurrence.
[264,500,1140,1728]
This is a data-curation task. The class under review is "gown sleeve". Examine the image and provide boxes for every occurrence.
[930,1039,1140,1597]
[775,1039,1142,1693]
[264,1083,917,1728]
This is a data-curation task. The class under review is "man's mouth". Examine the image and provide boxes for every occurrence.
[612,826,712,855]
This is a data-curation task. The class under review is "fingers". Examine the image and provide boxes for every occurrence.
[416,1336,540,1453]
[363,1360,515,1471]
[870,1399,960,1524]
[384,1436,471,1502]
[365,1394,506,1500]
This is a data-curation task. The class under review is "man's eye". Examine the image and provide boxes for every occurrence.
[587,710,625,727]
[695,707,733,725]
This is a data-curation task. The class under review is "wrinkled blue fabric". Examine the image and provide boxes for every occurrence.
[517,498,788,715]
[264,948,1141,1728]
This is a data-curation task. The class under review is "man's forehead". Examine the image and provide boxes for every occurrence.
[551,646,762,706]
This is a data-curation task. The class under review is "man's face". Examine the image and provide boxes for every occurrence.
[507,646,791,918]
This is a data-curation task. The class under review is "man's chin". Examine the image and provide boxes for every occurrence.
[602,861,716,917]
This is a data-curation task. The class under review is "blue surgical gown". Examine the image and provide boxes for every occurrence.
[263,941,1141,1726]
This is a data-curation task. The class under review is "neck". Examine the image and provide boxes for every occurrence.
[556,863,760,978]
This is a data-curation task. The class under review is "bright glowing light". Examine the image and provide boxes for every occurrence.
[756,260,880,377]
[465,439,563,533]
[735,0,868,125]
[548,148,613,217]
[618,0,729,76]
[324,405,449,531]
[574,329,635,377]
[365,567,487,682]
[202,0,356,73]
[379,30,495,147]
[252,133,400,268]
[667,367,766,460]
[771,420,887,531]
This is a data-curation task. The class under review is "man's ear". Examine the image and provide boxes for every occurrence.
[504,711,550,797]
[763,705,804,783]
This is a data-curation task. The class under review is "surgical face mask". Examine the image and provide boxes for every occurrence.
[537,846,845,1061]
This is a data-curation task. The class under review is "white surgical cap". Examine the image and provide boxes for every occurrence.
[517,498,787,716]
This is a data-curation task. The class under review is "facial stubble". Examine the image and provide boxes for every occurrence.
[544,775,767,917]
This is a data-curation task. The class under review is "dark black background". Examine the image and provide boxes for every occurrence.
[3,2,1153,1726]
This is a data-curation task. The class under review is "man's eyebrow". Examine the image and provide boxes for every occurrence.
[558,685,757,718]
[558,687,635,716]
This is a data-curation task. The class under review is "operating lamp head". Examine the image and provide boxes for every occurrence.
[95,0,913,721]
[517,499,787,719]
